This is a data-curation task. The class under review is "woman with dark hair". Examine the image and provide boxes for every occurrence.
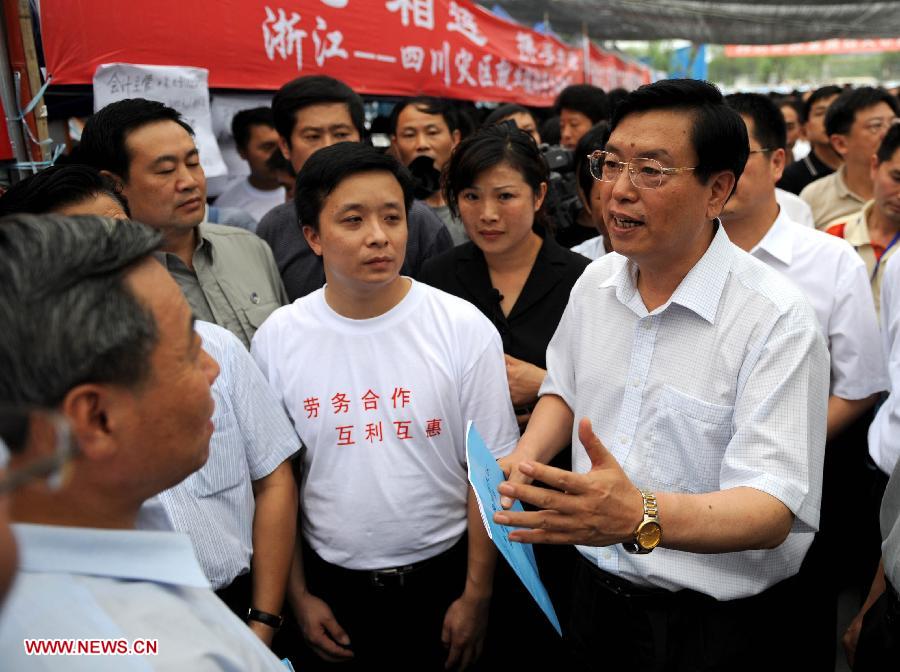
[418,124,589,666]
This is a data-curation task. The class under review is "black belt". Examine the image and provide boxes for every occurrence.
[306,537,465,589]
[579,553,673,600]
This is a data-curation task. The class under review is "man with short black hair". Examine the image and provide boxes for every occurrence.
[0,164,128,218]
[554,84,609,150]
[252,142,518,670]
[826,123,900,315]
[722,92,888,670]
[257,75,452,301]
[778,85,843,194]
[0,214,287,671]
[215,107,285,223]
[390,96,465,243]
[494,79,829,670]
[78,98,288,349]
[801,87,900,228]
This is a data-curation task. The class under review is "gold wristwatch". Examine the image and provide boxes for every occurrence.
[622,489,661,554]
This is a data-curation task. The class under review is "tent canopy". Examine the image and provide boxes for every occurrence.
[493,1,900,45]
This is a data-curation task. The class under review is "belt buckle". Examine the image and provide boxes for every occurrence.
[370,564,414,588]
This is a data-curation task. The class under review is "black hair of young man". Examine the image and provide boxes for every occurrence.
[0,165,129,218]
[574,122,612,204]
[294,142,415,232]
[802,85,843,123]
[231,107,276,152]
[825,87,900,137]
[611,79,749,188]
[554,84,610,124]
[271,75,366,142]
[388,97,460,136]
[725,93,788,152]
[877,123,900,164]
[76,99,194,180]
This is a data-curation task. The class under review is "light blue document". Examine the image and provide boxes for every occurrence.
[465,421,562,636]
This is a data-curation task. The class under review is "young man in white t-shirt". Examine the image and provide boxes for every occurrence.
[251,142,518,670]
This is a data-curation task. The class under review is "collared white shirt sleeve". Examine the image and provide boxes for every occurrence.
[870,259,900,474]
[540,226,830,600]
[751,210,887,401]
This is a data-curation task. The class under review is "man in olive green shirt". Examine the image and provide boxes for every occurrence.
[78,98,288,348]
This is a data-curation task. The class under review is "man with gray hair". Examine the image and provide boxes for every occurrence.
[0,214,288,670]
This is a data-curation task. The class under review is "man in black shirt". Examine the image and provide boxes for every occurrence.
[778,86,843,194]
[257,76,452,301]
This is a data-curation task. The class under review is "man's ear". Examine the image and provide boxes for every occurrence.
[706,171,737,220]
[302,225,322,257]
[278,136,291,163]
[59,383,125,463]
[236,145,249,162]
[99,169,124,192]
[830,133,849,158]
[450,129,462,148]
[870,153,881,183]
[771,147,787,183]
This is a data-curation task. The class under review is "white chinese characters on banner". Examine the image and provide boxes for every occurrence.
[386,0,435,30]
[93,63,227,178]
[263,7,307,71]
[447,1,486,47]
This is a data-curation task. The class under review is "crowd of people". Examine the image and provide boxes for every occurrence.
[0,71,898,671]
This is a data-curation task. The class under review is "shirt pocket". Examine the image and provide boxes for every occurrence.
[647,385,734,494]
[187,406,246,497]
[242,301,279,332]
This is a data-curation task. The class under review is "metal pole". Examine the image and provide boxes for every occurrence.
[0,2,29,179]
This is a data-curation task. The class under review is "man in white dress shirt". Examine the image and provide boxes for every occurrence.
[493,79,830,670]
[722,92,889,671]
[0,214,287,671]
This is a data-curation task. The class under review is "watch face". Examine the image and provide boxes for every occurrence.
[637,522,661,549]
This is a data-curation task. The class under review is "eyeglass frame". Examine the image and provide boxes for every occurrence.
[587,150,698,190]
[860,117,900,135]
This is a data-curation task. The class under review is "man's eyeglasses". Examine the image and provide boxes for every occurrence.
[0,407,77,495]
[861,117,900,135]
[588,150,697,190]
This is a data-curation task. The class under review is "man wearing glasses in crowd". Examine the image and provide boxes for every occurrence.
[800,87,900,229]
[493,79,829,670]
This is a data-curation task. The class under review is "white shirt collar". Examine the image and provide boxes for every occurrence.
[600,221,735,324]
[13,523,210,588]
[751,207,795,266]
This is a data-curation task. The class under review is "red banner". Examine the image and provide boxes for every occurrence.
[39,0,589,106]
[586,43,652,91]
[726,39,900,58]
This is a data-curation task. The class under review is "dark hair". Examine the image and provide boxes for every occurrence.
[777,96,804,122]
[876,123,900,164]
[540,116,560,145]
[265,149,295,176]
[294,142,414,232]
[0,165,129,218]
[444,123,549,229]
[607,87,630,116]
[0,215,162,407]
[389,97,460,136]
[77,99,194,180]
[574,122,611,207]
[825,87,900,136]
[725,93,787,151]
[554,84,610,124]
[802,85,843,123]
[483,104,536,129]
[231,107,276,151]
[610,79,749,188]
[272,75,365,144]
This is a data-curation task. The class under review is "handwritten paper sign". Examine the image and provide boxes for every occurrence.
[93,63,227,178]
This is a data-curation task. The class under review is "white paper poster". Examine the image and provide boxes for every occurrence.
[92,63,227,178]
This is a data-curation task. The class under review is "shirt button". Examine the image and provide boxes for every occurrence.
[602,549,613,560]
[250,292,260,305]
[632,379,640,387]
[619,435,628,445]
[643,321,652,330]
